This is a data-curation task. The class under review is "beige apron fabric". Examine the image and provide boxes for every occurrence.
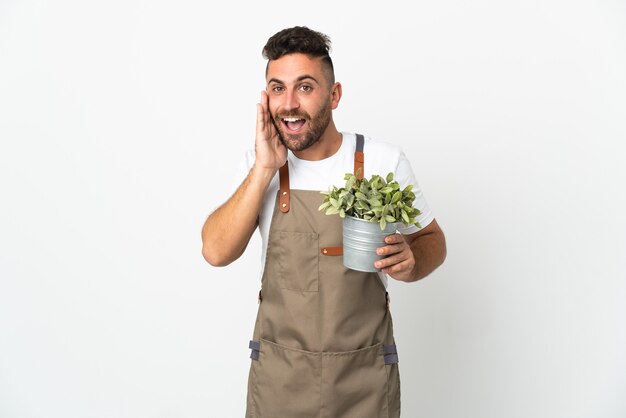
[246,157,401,418]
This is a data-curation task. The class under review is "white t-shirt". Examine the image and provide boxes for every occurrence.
[233,132,435,287]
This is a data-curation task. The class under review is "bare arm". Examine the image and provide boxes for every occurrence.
[201,91,287,267]
[201,166,273,266]
[375,219,447,282]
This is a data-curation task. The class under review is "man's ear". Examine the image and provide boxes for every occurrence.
[331,82,342,110]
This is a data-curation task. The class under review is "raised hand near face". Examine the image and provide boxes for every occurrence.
[255,90,287,171]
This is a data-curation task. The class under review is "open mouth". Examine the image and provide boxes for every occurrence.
[281,117,306,133]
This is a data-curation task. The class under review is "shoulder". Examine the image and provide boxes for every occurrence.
[364,136,404,158]
[349,133,407,172]
[343,132,404,155]
[348,132,419,186]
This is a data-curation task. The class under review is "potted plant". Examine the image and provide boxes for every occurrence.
[319,170,422,272]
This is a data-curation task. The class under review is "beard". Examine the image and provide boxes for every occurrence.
[272,100,332,152]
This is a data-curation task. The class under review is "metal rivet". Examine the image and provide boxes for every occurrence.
[323,249,328,254]
[282,191,287,196]
[282,203,287,208]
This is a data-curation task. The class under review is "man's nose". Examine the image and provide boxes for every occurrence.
[283,89,300,111]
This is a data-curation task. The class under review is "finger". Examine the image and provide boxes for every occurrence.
[260,90,268,107]
[256,102,264,131]
[380,252,414,272]
[381,258,414,276]
[384,234,403,245]
[375,250,409,270]
[258,91,268,124]
[376,243,405,257]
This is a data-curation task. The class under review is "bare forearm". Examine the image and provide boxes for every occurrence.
[408,229,447,282]
[201,165,276,266]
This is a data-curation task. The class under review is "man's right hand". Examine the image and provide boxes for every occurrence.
[201,91,286,266]
[255,90,287,171]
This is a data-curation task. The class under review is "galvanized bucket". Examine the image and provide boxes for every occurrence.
[343,216,397,272]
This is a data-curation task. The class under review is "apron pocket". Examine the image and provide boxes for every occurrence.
[321,343,390,418]
[251,339,321,418]
[278,231,319,292]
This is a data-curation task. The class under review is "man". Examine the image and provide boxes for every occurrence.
[201,26,446,418]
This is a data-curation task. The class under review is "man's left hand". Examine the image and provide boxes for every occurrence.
[375,233,416,282]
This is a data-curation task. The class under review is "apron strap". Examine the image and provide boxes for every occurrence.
[321,246,343,256]
[354,133,365,179]
[249,340,261,360]
[383,344,399,364]
[278,134,365,214]
[279,161,290,213]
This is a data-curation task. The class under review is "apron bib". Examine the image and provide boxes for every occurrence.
[246,135,401,418]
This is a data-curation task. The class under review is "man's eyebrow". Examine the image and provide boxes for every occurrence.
[267,75,320,85]
[296,75,319,84]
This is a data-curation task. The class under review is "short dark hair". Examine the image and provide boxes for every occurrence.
[262,26,335,83]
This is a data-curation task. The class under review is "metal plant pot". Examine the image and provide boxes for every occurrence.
[343,216,397,272]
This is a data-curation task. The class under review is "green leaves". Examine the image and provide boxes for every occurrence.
[319,171,422,230]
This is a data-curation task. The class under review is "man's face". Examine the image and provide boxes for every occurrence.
[266,53,338,152]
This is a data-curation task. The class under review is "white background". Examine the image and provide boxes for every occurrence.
[1,1,625,417]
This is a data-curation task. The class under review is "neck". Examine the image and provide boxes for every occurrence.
[292,121,342,161]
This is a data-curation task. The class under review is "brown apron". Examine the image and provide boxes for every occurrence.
[246,135,401,418]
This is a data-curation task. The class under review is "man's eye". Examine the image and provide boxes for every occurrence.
[271,86,284,93]
[299,85,312,92]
